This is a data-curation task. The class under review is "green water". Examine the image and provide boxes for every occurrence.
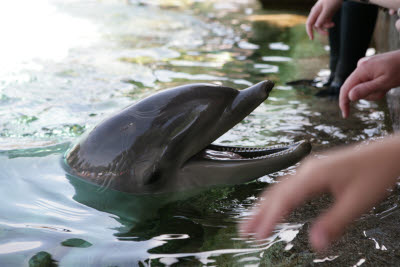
[0,0,393,266]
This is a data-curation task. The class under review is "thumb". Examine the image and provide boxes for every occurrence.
[315,7,333,29]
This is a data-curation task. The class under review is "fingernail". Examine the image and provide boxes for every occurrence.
[311,226,330,252]
[314,232,329,251]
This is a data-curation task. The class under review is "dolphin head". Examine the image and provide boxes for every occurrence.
[64,81,311,194]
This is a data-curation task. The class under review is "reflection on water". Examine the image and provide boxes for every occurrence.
[0,0,392,266]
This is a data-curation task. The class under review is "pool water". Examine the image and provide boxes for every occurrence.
[0,0,393,266]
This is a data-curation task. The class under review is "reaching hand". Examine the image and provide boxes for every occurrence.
[388,8,400,31]
[239,135,400,252]
[339,50,400,118]
[306,0,342,40]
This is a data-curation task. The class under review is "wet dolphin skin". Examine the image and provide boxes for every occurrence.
[64,81,311,194]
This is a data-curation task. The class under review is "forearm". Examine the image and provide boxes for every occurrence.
[354,0,400,9]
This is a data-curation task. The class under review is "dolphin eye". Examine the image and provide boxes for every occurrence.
[145,170,162,185]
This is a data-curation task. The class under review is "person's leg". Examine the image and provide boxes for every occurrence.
[287,11,341,89]
[315,6,342,97]
[326,7,342,87]
[331,1,378,95]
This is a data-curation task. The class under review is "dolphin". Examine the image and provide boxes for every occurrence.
[64,81,311,194]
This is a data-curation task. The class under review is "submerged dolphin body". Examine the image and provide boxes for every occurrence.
[64,81,311,194]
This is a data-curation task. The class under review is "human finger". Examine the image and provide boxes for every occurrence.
[314,7,333,30]
[240,178,302,238]
[239,188,273,235]
[357,56,370,67]
[314,26,329,36]
[309,186,378,251]
[243,164,328,239]
[313,21,335,36]
[364,91,386,101]
[306,4,322,40]
[252,188,294,240]
[396,18,400,32]
[339,69,365,118]
[240,182,294,239]
[323,22,335,29]
[348,76,385,101]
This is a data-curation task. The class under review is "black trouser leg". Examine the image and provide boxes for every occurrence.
[318,1,378,97]
[333,1,378,87]
[327,7,342,86]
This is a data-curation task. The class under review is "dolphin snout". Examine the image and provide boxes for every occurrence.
[260,80,274,94]
[245,80,274,99]
[245,80,275,97]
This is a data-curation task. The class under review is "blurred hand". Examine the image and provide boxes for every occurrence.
[391,8,400,32]
[339,50,400,118]
[306,0,342,40]
[239,135,400,252]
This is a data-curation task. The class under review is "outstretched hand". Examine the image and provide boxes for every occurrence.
[240,135,400,252]
[396,9,400,32]
[306,0,342,40]
[339,50,400,118]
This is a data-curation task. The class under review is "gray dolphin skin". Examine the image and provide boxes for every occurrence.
[64,81,311,194]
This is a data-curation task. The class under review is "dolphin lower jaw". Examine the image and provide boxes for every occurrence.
[175,140,311,189]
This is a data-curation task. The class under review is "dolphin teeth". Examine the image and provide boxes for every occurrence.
[201,141,305,161]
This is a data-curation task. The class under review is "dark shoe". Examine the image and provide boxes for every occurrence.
[322,74,335,87]
[315,82,341,98]
[287,74,333,88]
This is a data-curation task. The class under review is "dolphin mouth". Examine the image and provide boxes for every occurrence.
[196,141,309,161]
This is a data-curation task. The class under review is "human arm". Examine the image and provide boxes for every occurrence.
[397,8,400,31]
[370,0,400,9]
[239,135,400,251]
[306,0,400,40]
[339,50,400,118]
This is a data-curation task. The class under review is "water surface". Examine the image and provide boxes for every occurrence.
[0,0,393,266]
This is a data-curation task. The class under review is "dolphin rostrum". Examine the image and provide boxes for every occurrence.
[64,81,311,194]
